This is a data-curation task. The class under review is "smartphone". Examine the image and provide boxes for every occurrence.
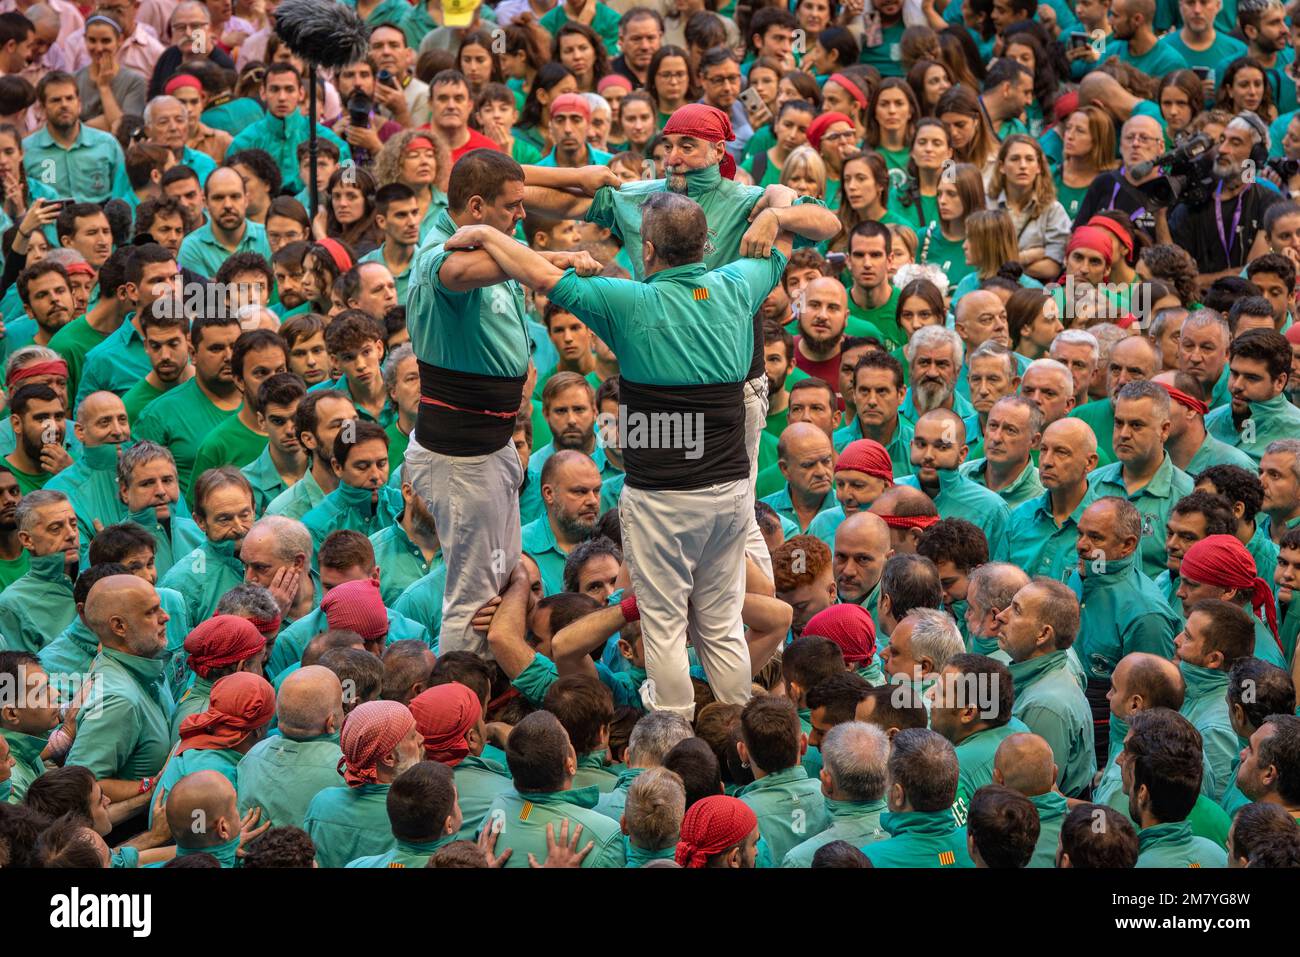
[826,252,847,272]
[1191,65,1214,84]
[377,69,400,90]
[1068,31,1091,49]
[739,85,767,121]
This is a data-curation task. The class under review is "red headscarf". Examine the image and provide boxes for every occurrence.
[1086,215,1134,262]
[315,237,352,273]
[165,74,203,96]
[410,682,481,767]
[803,603,877,666]
[662,103,737,179]
[1180,535,1281,646]
[1286,324,1300,347]
[177,672,276,755]
[836,439,894,485]
[184,615,267,679]
[1156,379,1208,416]
[1066,226,1114,264]
[879,513,939,531]
[806,111,854,151]
[675,795,758,867]
[549,92,591,119]
[321,579,388,641]
[8,359,69,388]
[338,700,416,787]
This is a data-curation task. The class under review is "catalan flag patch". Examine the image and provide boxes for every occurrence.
[692,287,709,301]
[520,801,533,821]
[938,850,956,866]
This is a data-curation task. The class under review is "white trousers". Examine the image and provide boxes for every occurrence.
[743,374,773,578]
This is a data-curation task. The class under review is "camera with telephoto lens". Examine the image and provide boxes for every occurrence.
[1133,132,1215,210]
[347,91,373,130]
[1266,156,1300,181]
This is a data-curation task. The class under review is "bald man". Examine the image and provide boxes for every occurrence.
[792,277,850,391]
[953,292,1016,410]
[167,770,259,867]
[1008,418,1099,581]
[963,561,1028,660]
[522,450,603,597]
[1069,335,1159,463]
[898,409,1012,560]
[993,732,1065,868]
[45,391,132,562]
[760,422,837,532]
[65,575,175,806]
[831,512,893,622]
[1154,371,1256,475]
[240,515,319,621]
[237,665,346,829]
[870,485,939,554]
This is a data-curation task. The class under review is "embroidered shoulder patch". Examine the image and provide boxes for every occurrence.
[692,288,709,301]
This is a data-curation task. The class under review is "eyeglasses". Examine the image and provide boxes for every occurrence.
[1122,133,1161,145]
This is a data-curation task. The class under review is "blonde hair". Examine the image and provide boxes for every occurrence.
[988,134,1057,217]
[780,144,826,199]
[965,209,1019,277]
[624,767,686,851]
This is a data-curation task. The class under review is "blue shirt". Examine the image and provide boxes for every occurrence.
[177,219,273,278]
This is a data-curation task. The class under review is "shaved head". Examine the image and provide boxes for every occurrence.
[1042,418,1097,456]
[277,664,345,739]
[994,732,1057,796]
[84,574,164,656]
[166,770,240,849]
[778,421,834,460]
[871,485,938,553]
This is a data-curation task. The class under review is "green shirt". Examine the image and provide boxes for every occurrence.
[573,749,620,793]
[391,562,447,643]
[304,783,394,869]
[450,754,514,841]
[126,506,204,579]
[1,728,47,803]
[66,646,174,780]
[158,537,246,626]
[0,550,29,591]
[759,484,837,534]
[1205,393,1300,465]
[44,443,127,564]
[359,244,412,304]
[237,732,344,829]
[1070,554,1180,682]
[781,796,887,867]
[858,20,907,77]
[1009,650,1096,798]
[346,835,458,868]
[521,516,572,598]
[832,416,915,479]
[1094,37,1188,76]
[267,605,432,679]
[47,315,110,400]
[227,112,351,197]
[951,719,1030,826]
[1087,453,1194,580]
[959,457,1045,509]
[1069,397,1117,467]
[1136,820,1228,868]
[1186,430,1259,475]
[1028,791,1069,868]
[22,123,129,203]
[76,316,149,409]
[862,809,974,867]
[176,219,274,279]
[1179,662,1238,804]
[538,2,622,57]
[1155,30,1247,76]
[0,553,75,654]
[133,378,239,499]
[302,482,403,554]
[479,785,627,868]
[120,376,167,424]
[202,97,265,135]
[242,445,295,518]
[1007,487,1092,582]
[370,521,440,607]
[191,412,267,477]
[170,674,215,741]
[265,468,326,521]
[897,468,1012,561]
[737,765,831,868]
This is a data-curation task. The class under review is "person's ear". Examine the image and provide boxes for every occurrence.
[736,738,750,767]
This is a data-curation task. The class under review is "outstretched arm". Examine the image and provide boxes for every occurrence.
[740,185,824,258]
[440,227,600,292]
[521,164,622,218]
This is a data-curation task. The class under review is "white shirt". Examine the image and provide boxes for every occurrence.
[64,23,165,78]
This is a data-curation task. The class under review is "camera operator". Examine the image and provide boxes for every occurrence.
[331,58,404,165]
[1072,113,1166,241]
[1165,112,1282,288]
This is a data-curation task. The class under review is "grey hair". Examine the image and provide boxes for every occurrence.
[627,711,694,767]
[1023,356,1073,389]
[904,324,965,368]
[1116,378,1171,420]
[1030,577,1081,650]
[1089,323,1129,365]
[990,394,1044,437]
[144,95,185,128]
[216,583,280,621]
[1050,328,1099,363]
[170,1,210,25]
[1266,439,1300,484]
[1092,495,1142,540]
[821,721,889,803]
[907,607,965,672]
[1181,308,1230,342]
[969,339,1017,379]
[44,248,87,270]
[582,92,612,118]
[5,346,61,387]
[16,489,69,534]
[25,4,60,28]
[967,562,1029,619]
[249,515,312,562]
[116,439,176,487]
[1149,307,1188,342]
[382,343,414,394]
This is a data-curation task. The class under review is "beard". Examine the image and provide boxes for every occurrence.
[557,511,597,542]
[20,431,49,463]
[803,329,843,354]
[667,171,688,194]
[913,378,953,413]
[408,494,438,542]
[767,371,786,397]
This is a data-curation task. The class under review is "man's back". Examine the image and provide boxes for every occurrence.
[480,786,626,867]
[238,734,345,829]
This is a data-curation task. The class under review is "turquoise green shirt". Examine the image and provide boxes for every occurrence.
[152,747,242,824]
[1092,38,1188,76]
[242,445,294,517]
[737,765,831,868]
[227,112,351,196]
[359,244,411,303]
[346,834,458,867]
[158,537,245,626]
[897,468,1012,561]
[170,673,215,741]
[1206,393,1300,465]
[265,468,326,521]
[862,809,975,867]
[1179,662,1238,804]
[1155,31,1246,77]
[302,482,403,554]
[959,457,1045,509]
[267,605,432,680]
[237,732,344,829]
[781,796,887,867]
[176,219,273,279]
[126,506,204,579]
[369,521,440,607]
[391,562,447,642]
[520,516,572,598]
[1009,650,1096,798]
[1008,487,1093,582]
[79,316,150,408]
[1069,397,1117,467]
[1028,790,1069,868]
[1070,554,1180,682]
[1186,431,1258,475]
[1,728,47,803]
[22,123,129,203]
[479,785,627,867]
[44,443,127,563]
[202,97,265,135]
[66,646,174,780]
[832,417,915,479]
[759,484,837,534]
[538,2,622,56]
[133,377,239,499]
[951,719,1030,826]
[1136,820,1228,868]
[0,553,75,654]
[304,783,394,868]
[1087,453,1194,580]
[450,754,514,841]
[573,749,620,793]
[858,20,907,77]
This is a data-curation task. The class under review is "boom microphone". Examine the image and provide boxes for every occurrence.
[273,0,371,70]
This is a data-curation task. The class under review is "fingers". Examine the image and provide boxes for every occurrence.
[494,846,513,867]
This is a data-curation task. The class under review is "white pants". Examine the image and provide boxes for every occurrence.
[404,435,523,656]
[621,478,754,720]
[742,374,772,579]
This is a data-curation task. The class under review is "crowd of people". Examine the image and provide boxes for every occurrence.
[2,0,1300,871]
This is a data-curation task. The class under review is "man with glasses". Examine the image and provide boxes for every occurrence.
[697,47,750,159]
[1073,113,1167,239]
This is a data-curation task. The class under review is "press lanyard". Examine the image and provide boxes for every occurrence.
[1215,181,1244,264]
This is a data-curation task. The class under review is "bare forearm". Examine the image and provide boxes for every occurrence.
[483,231,567,292]
[523,185,594,219]
[553,605,623,674]
[102,779,150,806]
[487,580,535,679]
[769,202,840,242]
